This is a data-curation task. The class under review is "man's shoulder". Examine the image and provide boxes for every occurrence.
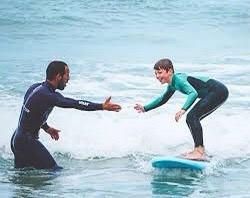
[29,82,43,90]
[26,82,46,96]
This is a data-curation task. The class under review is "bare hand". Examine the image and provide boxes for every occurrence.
[102,96,121,112]
[134,104,145,113]
[175,109,186,122]
[46,127,60,140]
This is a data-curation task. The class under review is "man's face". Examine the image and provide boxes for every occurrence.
[154,68,172,84]
[58,66,70,90]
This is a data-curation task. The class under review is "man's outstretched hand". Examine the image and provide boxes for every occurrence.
[102,96,121,112]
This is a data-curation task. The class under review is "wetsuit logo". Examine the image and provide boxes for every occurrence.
[79,101,89,106]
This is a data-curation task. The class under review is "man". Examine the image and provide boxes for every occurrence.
[134,58,228,160]
[11,61,121,170]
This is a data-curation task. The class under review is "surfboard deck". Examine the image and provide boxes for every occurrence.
[152,156,208,171]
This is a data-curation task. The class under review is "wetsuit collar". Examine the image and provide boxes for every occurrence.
[169,73,176,86]
[43,81,56,92]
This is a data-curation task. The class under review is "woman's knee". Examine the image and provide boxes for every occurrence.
[186,111,197,124]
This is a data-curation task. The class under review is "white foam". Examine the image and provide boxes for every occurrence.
[32,106,250,160]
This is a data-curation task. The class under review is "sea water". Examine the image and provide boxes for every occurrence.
[0,0,250,197]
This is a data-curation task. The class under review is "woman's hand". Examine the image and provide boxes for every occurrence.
[134,104,145,113]
[175,109,186,122]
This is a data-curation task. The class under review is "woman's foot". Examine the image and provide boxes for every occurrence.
[181,150,194,156]
[183,146,207,161]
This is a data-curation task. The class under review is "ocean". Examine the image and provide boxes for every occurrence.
[0,0,250,197]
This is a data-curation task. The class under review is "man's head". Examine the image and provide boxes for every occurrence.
[46,61,70,90]
[154,58,174,84]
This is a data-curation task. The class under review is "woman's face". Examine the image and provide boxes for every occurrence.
[154,68,173,84]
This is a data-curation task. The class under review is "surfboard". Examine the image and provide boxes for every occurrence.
[152,156,207,171]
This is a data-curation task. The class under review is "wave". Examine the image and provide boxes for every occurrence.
[1,61,249,166]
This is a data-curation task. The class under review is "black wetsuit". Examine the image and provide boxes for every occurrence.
[144,73,229,147]
[11,81,103,169]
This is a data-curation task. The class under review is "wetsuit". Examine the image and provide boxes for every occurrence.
[11,81,103,169]
[144,73,229,147]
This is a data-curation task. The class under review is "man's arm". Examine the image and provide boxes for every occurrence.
[41,122,50,131]
[50,92,121,111]
[50,92,103,111]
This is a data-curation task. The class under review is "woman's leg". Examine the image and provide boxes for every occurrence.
[185,80,228,159]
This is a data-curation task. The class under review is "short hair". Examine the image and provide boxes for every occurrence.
[154,58,174,73]
[46,61,67,80]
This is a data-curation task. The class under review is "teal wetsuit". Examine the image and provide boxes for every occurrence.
[144,73,228,147]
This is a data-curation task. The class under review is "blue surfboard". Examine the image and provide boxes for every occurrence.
[152,156,207,171]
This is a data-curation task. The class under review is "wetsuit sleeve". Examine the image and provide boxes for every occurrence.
[50,92,103,111]
[144,86,175,112]
[179,81,198,111]
[41,123,49,131]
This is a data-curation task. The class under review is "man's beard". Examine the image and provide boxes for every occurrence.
[57,79,66,90]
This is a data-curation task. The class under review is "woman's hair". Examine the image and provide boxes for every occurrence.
[46,61,67,80]
[154,58,174,73]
